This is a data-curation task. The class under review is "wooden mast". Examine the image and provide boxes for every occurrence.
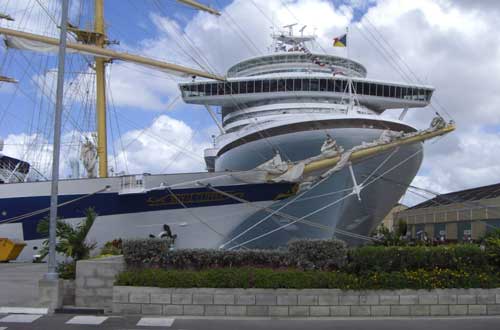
[0,0,223,178]
[94,0,108,178]
[0,27,225,80]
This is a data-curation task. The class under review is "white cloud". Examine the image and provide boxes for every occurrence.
[128,0,500,197]
[1,131,85,178]
[106,63,180,112]
[2,0,500,203]
[112,115,210,175]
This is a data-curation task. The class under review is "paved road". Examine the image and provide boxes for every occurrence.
[1,314,500,330]
[0,263,46,307]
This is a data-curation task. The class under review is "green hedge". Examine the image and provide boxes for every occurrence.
[122,239,495,274]
[347,245,491,273]
[115,267,500,290]
[122,239,347,271]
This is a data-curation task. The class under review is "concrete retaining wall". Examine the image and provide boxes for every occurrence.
[62,280,75,306]
[75,256,124,310]
[112,287,500,317]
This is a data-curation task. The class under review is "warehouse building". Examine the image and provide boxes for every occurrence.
[394,182,500,242]
[378,203,408,232]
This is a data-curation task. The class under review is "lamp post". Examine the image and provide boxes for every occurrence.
[45,0,70,280]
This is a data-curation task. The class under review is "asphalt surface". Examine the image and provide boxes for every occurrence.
[0,262,46,307]
[0,314,500,330]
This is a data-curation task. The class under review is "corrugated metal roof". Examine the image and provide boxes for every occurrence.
[408,182,500,210]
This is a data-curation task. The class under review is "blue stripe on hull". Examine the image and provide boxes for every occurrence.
[0,182,296,240]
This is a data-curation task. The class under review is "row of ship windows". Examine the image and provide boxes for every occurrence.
[181,79,432,101]
[223,107,352,126]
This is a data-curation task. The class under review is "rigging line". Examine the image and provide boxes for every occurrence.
[147,173,231,191]
[355,24,415,84]
[33,0,58,26]
[0,185,110,225]
[153,0,220,75]
[214,0,261,56]
[159,120,202,173]
[106,74,119,174]
[226,191,357,250]
[113,111,206,164]
[216,87,291,163]
[244,0,351,140]
[360,146,400,186]
[115,0,218,77]
[107,66,129,174]
[165,186,224,237]
[219,174,333,248]
[276,0,341,58]
[210,2,327,160]
[228,143,428,249]
[353,23,448,121]
[10,52,86,135]
[387,175,500,222]
[362,17,423,85]
[209,4,310,162]
[381,177,500,231]
[201,183,374,245]
[361,17,452,120]
[153,1,213,73]
[122,95,181,150]
[353,25,413,85]
[353,22,449,120]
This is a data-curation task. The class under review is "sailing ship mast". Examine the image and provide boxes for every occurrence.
[94,0,107,178]
[0,0,223,178]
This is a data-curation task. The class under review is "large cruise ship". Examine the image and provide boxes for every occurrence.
[178,28,434,248]
[0,18,452,260]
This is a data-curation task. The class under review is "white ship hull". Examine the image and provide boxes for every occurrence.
[0,172,297,261]
[216,124,423,248]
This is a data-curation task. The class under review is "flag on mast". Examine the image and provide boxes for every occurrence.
[333,33,347,47]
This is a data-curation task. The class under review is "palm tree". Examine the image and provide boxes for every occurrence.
[37,207,97,261]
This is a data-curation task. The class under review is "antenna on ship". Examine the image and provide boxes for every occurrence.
[299,25,307,37]
[283,23,298,36]
[0,0,223,179]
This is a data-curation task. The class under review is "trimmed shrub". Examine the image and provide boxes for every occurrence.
[115,267,500,290]
[483,229,500,267]
[122,238,172,268]
[100,239,123,256]
[288,239,347,270]
[122,239,347,271]
[163,249,290,270]
[347,244,490,273]
[56,261,76,280]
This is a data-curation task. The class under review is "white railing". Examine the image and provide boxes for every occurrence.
[119,175,145,194]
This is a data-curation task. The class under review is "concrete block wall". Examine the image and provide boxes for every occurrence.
[62,279,75,306]
[112,287,500,317]
[75,256,124,310]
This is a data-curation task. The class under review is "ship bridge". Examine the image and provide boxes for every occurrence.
[180,76,434,115]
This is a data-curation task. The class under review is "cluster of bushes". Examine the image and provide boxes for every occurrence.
[116,267,500,290]
[123,239,347,271]
[122,238,495,273]
[346,245,491,273]
[117,236,500,289]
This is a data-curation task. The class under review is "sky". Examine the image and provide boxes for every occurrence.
[0,0,499,206]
